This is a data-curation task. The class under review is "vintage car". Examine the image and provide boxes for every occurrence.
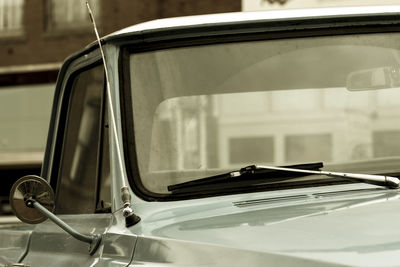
[2,5,400,267]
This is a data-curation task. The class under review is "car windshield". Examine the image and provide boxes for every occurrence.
[128,32,400,194]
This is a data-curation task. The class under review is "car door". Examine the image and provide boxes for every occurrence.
[16,54,135,266]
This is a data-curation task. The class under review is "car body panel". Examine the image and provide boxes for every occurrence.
[130,184,400,266]
[131,236,345,267]
[17,211,137,267]
[96,210,137,267]
[21,214,112,266]
[0,225,32,265]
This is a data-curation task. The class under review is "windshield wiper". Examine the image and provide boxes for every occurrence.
[168,162,324,193]
[168,163,400,194]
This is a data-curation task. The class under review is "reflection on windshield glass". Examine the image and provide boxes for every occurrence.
[130,33,400,193]
[150,89,400,169]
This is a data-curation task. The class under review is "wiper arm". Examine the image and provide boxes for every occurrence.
[168,163,400,194]
[253,165,400,189]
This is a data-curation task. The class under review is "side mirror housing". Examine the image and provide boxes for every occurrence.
[9,175,101,255]
[9,175,55,224]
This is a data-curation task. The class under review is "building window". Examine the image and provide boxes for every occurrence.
[285,134,332,163]
[229,136,274,164]
[47,0,99,31]
[0,0,23,34]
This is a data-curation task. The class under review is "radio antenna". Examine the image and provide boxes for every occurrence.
[86,1,140,227]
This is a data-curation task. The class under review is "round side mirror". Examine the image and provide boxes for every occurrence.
[9,175,55,224]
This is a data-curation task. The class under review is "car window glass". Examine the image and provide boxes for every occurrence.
[56,64,105,214]
[96,99,111,213]
[129,33,400,194]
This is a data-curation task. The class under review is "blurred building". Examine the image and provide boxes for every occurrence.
[0,0,240,159]
[0,0,240,213]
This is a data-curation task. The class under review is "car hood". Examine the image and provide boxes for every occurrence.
[137,185,400,266]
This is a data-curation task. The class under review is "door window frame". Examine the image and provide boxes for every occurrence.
[40,48,110,214]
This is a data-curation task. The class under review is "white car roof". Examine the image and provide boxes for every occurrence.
[107,5,400,38]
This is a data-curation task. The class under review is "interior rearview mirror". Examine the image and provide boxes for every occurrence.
[346,66,400,91]
[9,175,55,224]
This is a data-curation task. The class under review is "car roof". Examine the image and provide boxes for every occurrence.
[104,5,400,42]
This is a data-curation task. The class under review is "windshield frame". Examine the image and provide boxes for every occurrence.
[120,18,400,201]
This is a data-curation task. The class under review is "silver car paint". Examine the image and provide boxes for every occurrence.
[0,226,32,265]
[0,211,137,267]
[5,184,398,266]
[127,184,400,266]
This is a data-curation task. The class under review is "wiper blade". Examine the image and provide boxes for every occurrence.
[168,163,400,194]
[168,162,324,193]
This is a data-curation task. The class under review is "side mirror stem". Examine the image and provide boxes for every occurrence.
[26,198,101,255]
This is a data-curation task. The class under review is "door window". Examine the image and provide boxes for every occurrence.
[55,64,110,214]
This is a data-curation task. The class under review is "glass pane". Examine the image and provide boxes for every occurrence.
[56,65,104,214]
[96,100,111,213]
[130,32,400,193]
[285,134,332,162]
[229,137,274,164]
[0,0,23,32]
[373,131,400,158]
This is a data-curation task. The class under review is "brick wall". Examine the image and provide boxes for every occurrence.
[0,0,241,67]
